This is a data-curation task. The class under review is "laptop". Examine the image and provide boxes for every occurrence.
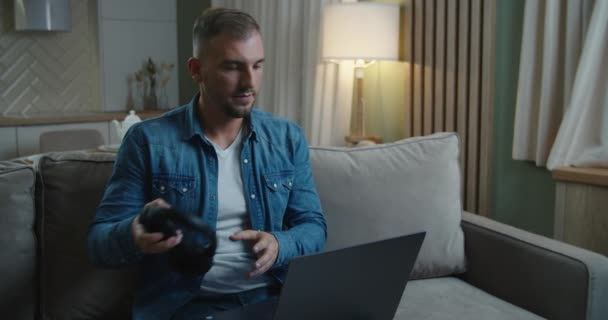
[214,231,426,320]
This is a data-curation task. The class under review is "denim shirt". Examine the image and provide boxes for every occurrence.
[86,96,327,320]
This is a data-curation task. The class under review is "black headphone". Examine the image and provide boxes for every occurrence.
[138,206,217,276]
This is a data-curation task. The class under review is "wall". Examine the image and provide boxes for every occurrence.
[364,0,557,235]
[0,0,182,115]
[0,0,101,116]
[176,0,211,105]
[491,0,556,237]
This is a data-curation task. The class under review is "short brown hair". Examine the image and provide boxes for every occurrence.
[192,8,260,57]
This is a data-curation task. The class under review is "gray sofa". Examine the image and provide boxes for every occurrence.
[1,134,607,319]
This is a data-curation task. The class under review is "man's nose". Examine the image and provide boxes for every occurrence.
[239,68,255,89]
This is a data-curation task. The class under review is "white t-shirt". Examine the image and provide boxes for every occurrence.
[200,131,273,293]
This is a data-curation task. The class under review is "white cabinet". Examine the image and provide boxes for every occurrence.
[100,0,176,21]
[0,127,18,160]
[98,0,178,112]
[15,122,110,157]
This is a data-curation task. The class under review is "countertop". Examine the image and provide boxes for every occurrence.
[0,110,166,127]
[553,167,608,187]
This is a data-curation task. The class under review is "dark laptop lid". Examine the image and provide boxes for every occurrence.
[215,232,426,320]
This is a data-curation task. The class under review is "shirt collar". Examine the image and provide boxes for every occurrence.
[183,93,259,142]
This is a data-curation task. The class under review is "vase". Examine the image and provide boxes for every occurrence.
[134,82,144,111]
[146,77,158,110]
[158,87,169,110]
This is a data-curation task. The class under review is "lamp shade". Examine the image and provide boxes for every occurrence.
[322,2,400,61]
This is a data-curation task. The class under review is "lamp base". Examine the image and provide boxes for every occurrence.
[345,135,383,147]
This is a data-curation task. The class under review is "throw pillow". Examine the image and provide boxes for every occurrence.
[309,132,466,279]
[37,152,134,319]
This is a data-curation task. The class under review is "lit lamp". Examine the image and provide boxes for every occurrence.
[322,2,400,145]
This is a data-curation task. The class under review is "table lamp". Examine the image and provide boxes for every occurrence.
[321,2,400,145]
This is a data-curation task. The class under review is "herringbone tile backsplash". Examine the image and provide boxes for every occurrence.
[0,0,101,117]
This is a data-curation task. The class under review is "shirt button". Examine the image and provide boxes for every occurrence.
[250,194,256,199]
[288,182,292,186]
[243,159,249,164]
[273,183,278,188]
[160,185,166,191]
[182,187,188,192]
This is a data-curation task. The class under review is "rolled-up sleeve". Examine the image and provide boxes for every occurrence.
[271,127,327,268]
[86,125,148,268]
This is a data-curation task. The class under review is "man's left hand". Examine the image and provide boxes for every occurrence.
[230,230,279,278]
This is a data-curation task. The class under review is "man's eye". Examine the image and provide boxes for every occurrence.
[223,64,239,70]
[253,64,263,70]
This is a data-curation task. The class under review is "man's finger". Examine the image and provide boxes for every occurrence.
[144,198,171,209]
[249,259,273,278]
[252,237,270,255]
[230,230,261,241]
[143,233,182,254]
[254,249,276,269]
[139,232,165,243]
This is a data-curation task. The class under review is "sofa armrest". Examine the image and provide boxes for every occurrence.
[460,211,608,320]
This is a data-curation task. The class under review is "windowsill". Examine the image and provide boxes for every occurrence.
[552,167,608,187]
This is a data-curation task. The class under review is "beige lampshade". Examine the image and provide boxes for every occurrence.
[322,2,400,61]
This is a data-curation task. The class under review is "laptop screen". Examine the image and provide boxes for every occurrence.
[215,232,426,320]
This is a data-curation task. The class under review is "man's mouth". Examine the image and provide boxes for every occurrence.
[233,92,254,98]
[232,92,255,105]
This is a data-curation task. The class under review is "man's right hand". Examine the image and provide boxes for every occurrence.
[132,198,183,254]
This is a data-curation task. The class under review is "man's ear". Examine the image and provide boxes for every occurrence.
[187,57,202,82]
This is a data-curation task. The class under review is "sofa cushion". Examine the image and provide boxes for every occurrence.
[309,132,466,279]
[395,277,544,319]
[0,162,36,320]
[37,152,134,320]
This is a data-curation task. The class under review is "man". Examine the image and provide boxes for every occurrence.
[87,8,327,320]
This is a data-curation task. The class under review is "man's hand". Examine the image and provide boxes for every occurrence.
[131,198,182,254]
[230,230,279,278]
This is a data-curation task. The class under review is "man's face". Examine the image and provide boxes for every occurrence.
[193,31,264,118]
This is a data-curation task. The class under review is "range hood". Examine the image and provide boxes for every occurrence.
[14,0,71,31]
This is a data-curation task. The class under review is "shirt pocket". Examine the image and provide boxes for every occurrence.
[151,175,197,209]
[263,171,294,228]
[263,171,294,193]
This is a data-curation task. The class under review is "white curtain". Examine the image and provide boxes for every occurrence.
[211,0,352,147]
[514,0,608,169]
[547,0,608,169]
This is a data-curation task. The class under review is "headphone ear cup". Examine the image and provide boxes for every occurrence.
[139,206,177,239]
[169,214,217,275]
[139,206,217,275]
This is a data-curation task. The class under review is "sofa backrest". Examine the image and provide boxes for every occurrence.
[1,131,468,318]
[0,162,36,320]
[36,152,134,320]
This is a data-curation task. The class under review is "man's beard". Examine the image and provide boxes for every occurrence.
[201,85,255,118]
[222,99,254,118]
